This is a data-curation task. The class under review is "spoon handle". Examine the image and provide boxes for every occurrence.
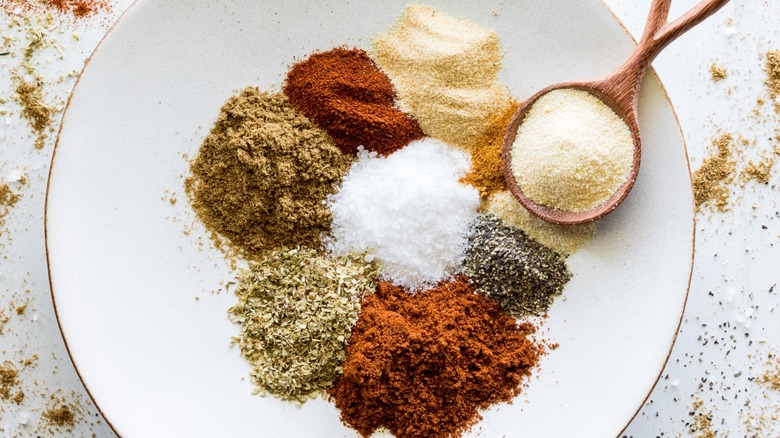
[602,0,730,109]
[640,0,731,60]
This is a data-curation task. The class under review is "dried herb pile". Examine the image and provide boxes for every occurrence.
[228,247,379,403]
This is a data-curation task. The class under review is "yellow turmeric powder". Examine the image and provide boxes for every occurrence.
[462,100,520,198]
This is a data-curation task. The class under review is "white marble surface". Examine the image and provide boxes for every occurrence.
[0,0,778,437]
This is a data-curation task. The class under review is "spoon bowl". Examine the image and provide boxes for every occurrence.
[502,0,730,225]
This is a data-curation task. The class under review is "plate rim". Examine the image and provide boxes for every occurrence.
[43,1,697,436]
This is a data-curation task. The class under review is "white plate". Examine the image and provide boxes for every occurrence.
[46,1,694,437]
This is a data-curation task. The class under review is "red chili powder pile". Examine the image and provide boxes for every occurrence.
[329,277,545,438]
[283,47,424,156]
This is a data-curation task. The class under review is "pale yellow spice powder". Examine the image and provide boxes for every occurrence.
[372,4,513,150]
[483,190,595,255]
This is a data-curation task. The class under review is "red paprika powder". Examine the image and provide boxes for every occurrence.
[283,47,424,156]
[329,276,545,438]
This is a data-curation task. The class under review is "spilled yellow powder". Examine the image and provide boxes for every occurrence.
[692,133,736,212]
[483,190,595,255]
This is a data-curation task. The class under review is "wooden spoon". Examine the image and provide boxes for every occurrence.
[502,0,730,225]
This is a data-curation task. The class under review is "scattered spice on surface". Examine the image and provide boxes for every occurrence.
[228,247,379,403]
[185,88,351,258]
[709,63,728,81]
[0,183,21,232]
[372,4,513,150]
[0,361,22,403]
[741,156,774,184]
[284,47,423,156]
[462,100,519,198]
[510,88,634,213]
[757,354,780,391]
[329,277,545,438]
[463,214,571,317]
[14,77,53,149]
[690,398,717,438]
[692,133,736,212]
[327,138,480,290]
[0,183,20,210]
[765,50,780,99]
[1,0,110,19]
[42,404,76,427]
[484,190,595,255]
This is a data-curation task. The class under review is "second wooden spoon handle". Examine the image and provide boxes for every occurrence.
[641,0,731,60]
[603,0,730,111]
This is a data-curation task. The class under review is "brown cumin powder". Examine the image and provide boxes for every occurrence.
[765,50,780,99]
[15,78,53,149]
[692,133,736,212]
[185,88,351,257]
[43,404,76,427]
[709,63,728,81]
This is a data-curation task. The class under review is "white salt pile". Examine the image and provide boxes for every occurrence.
[510,88,634,212]
[327,138,480,290]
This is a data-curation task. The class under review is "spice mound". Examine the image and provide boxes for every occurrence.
[329,277,544,438]
[464,214,571,317]
[484,190,596,255]
[228,247,379,403]
[185,88,351,257]
[462,100,520,198]
[510,88,634,212]
[284,47,424,156]
[372,4,513,150]
[327,138,480,290]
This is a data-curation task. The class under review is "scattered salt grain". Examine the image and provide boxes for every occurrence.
[327,138,480,290]
[5,170,23,183]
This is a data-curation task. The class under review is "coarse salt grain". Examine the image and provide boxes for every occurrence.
[327,138,480,290]
[511,88,634,212]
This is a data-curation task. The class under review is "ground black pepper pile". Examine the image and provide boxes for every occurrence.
[463,214,571,316]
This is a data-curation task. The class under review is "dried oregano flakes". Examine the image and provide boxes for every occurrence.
[228,247,379,403]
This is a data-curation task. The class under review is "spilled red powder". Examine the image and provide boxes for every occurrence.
[329,277,546,438]
[1,0,110,18]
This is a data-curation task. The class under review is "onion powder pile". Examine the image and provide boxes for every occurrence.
[327,138,480,290]
[510,88,633,212]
